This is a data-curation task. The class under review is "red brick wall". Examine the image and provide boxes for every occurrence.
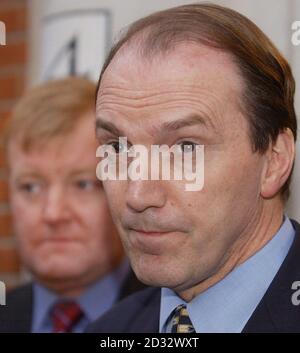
[0,0,28,288]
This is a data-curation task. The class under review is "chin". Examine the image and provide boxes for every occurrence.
[33,259,86,281]
[135,269,185,289]
[132,254,186,288]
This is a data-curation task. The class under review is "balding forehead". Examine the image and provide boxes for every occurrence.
[101,41,243,90]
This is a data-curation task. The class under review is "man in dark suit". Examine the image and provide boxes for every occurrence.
[0,269,143,333]
[0,77,144,333]
[87,3,299,332]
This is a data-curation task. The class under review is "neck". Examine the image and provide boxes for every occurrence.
[36,279,88,298]
[35,257,124,298]
[178,198,284,302]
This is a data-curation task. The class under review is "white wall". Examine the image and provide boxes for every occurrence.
[28,0,300,218]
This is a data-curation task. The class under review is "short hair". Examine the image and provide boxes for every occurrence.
[96,3,297,201]
[6,76,96,151]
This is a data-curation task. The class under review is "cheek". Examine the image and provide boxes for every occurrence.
[205,146,262,200]
[103,181,126,217]
[80,203,117,246]
[10,200,40,245]
[224,154,263,202]
[175,151,263,235]
[13,218,40,264]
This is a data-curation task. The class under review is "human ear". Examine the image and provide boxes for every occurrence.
[260,128,295,199]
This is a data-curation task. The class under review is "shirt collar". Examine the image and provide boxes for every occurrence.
[32,258,130,330]
[78,258,130,322]
[160,216,295,333]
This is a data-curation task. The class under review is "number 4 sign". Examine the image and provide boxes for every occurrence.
[40,9,111,82]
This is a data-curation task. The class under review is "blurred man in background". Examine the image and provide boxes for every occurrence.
[0,77,144,333]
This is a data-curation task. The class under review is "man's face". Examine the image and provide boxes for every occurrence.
[96,44,266,294]
[8,114,122,287]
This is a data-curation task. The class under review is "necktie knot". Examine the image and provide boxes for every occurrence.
[170,304,195,333]
[51,300,83,333]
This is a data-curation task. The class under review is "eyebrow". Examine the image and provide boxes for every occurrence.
[15,173,42,181]
[160,114,216,134]
[95,113,217,138]
[15,168,96,180]
[96,119,124,137]
[71,168,97,175]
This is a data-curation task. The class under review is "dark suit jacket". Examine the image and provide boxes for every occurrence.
[0,269,145,332]
[86,219,300,333]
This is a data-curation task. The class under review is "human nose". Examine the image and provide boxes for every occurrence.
[42,186,72,224]
[125,180,167,213]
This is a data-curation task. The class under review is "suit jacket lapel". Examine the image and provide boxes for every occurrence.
[128,288,161,333]
[0,283,33,332]
[243,219,300,332]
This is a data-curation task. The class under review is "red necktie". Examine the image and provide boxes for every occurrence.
[51,301,83,333]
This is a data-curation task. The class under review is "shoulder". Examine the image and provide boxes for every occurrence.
[0,283,33,332]
[244,218,300,332]
[291,219,300,232]
[6,283,33,304]
[0,282,33,310]
[86,287,161,333]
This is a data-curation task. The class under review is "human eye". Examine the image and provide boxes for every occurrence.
[18,181,42,195]
[75,179,100,191]
[106,139,128,154]
[176,140,199,153]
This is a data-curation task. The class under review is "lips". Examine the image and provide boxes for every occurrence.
[130,229,174,236]
[46,238,74,242]
[41,237,80,243]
